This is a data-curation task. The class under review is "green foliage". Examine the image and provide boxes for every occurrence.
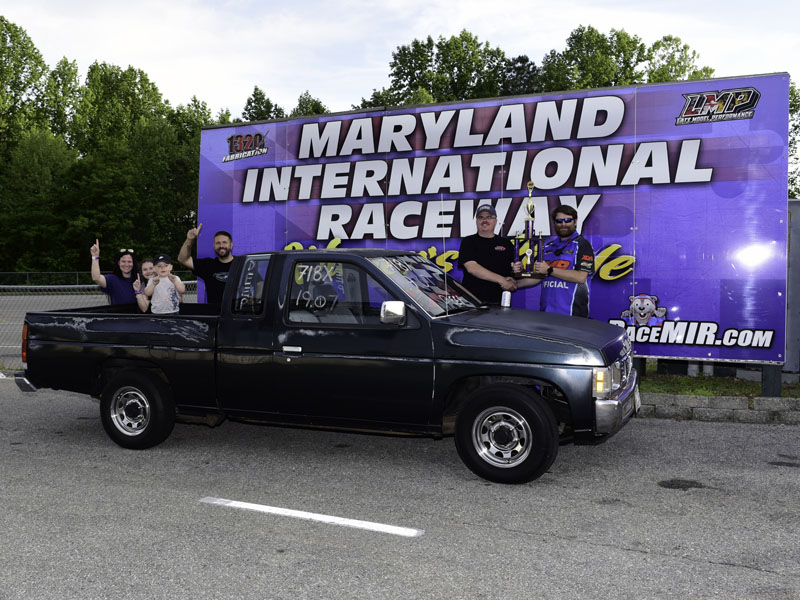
[407,86,436,106]
[431,30,507,101]
[539,26,648,91]
[289,90,329,117]
[500,55,539,96]
[790,81,799,199]
[71,62,167,154]
[356,30,515,108]
[37,57,81,140]
[0,127,77,271]
[0,19,217,272]
[645,35,715,83]
[352,87,396,110]
[242,85,285,121]
[0,16,48,160]
[216,107,233,124]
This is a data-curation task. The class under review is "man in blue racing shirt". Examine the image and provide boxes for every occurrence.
[524,204,595,317]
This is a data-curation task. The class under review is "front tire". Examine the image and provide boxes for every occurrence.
[100,371,175,449]
[455,385,558,484]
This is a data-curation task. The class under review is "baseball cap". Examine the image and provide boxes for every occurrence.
[154,253,171,265]
[475,204,497,217]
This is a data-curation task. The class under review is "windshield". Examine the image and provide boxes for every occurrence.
[369,254,480,317]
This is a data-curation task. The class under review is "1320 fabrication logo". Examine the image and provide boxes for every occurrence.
[223,132,269,162]
[675,87,761,125]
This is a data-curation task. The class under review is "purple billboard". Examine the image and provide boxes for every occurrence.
[198,73,789,363]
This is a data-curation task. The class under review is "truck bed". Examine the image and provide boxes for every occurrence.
[24,303,219,410]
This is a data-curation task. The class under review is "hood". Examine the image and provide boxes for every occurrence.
[433,307,628,367]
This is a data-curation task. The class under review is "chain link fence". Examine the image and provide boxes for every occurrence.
[0,273,197,372]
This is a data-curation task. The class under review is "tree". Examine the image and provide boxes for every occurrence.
[387,35,436,104]
[646,35,715,83]
[242,86,285,121]
[216,108,233,124]
[430,30,507,101]
[789,81,799,200]
[37,57,81,140]
[0,17,48,159]
[169,96,213,144]
[539,26,647,92]
[289,90,329,117]
[0,127,78,271]
[407,86,435,106]
[352,87,396,110]
[71,61,167,154]
[355,30,510,108]
[500,55,540,97]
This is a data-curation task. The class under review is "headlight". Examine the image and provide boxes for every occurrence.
[593,355,630,398]
[593,367,612,397]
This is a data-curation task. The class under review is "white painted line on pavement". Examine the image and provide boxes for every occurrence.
[199,497,424,538]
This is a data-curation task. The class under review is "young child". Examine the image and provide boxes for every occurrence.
[133,257,156,313]
[145,253,185,315]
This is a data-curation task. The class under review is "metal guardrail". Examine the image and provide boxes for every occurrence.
[0,281,197,371]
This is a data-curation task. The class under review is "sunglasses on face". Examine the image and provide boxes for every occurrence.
[554,217,574,224]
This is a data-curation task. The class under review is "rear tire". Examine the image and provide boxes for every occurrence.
[100,371,175,449]
[455,384,558,484]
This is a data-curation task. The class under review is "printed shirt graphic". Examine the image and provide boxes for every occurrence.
[539,232,594,317]
[150,275,182,314]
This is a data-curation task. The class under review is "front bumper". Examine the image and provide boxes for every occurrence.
[594,368,639,434]
[14,371,37,393]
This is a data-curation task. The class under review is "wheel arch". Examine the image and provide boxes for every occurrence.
[442,374,571,435]
[93,358,171,398]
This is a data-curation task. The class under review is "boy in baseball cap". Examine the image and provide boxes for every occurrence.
[145,253,186,314]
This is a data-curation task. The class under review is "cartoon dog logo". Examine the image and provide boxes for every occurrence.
[621,294,667,326]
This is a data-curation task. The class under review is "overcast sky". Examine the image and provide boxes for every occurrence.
[3,0,798,117]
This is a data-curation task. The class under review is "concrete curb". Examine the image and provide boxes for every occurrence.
[639,393,800,425]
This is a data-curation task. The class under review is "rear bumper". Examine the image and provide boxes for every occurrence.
[594,369,639,435]
[14,371,37,393]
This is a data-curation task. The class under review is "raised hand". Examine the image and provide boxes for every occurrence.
[133,275,142,292]
[90,239,100,258]
[186,223,203,241]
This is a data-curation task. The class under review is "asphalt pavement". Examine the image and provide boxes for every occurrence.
[2,380,800,599]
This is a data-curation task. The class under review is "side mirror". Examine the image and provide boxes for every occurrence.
[380,300,406,326]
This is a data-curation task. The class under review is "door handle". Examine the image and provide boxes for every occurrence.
[282,346,302,354]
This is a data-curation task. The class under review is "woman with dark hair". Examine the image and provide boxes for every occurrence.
[89,239,138,304]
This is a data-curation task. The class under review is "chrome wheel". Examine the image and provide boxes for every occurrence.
[109,386,151,436]
[471,406,533,468]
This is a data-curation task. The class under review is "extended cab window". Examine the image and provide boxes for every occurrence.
[232,256,270,315]
[288,261,393,326]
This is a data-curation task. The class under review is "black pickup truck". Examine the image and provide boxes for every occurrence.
[16,249,638,484]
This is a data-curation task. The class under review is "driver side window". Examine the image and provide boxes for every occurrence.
[287,261,394,326]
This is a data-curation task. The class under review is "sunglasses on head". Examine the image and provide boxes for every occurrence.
[119,248,134,253]
[554,217,574,224]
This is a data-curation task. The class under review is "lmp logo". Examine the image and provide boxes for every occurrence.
[675,87,761,125]
[223,132,269,163]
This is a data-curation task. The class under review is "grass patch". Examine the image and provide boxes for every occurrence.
[639,361,800,398]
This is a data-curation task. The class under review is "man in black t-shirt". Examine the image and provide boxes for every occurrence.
[178,224,234,305]
[458,204,526,304]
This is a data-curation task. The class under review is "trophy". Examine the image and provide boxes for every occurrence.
[513,181,544,278]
